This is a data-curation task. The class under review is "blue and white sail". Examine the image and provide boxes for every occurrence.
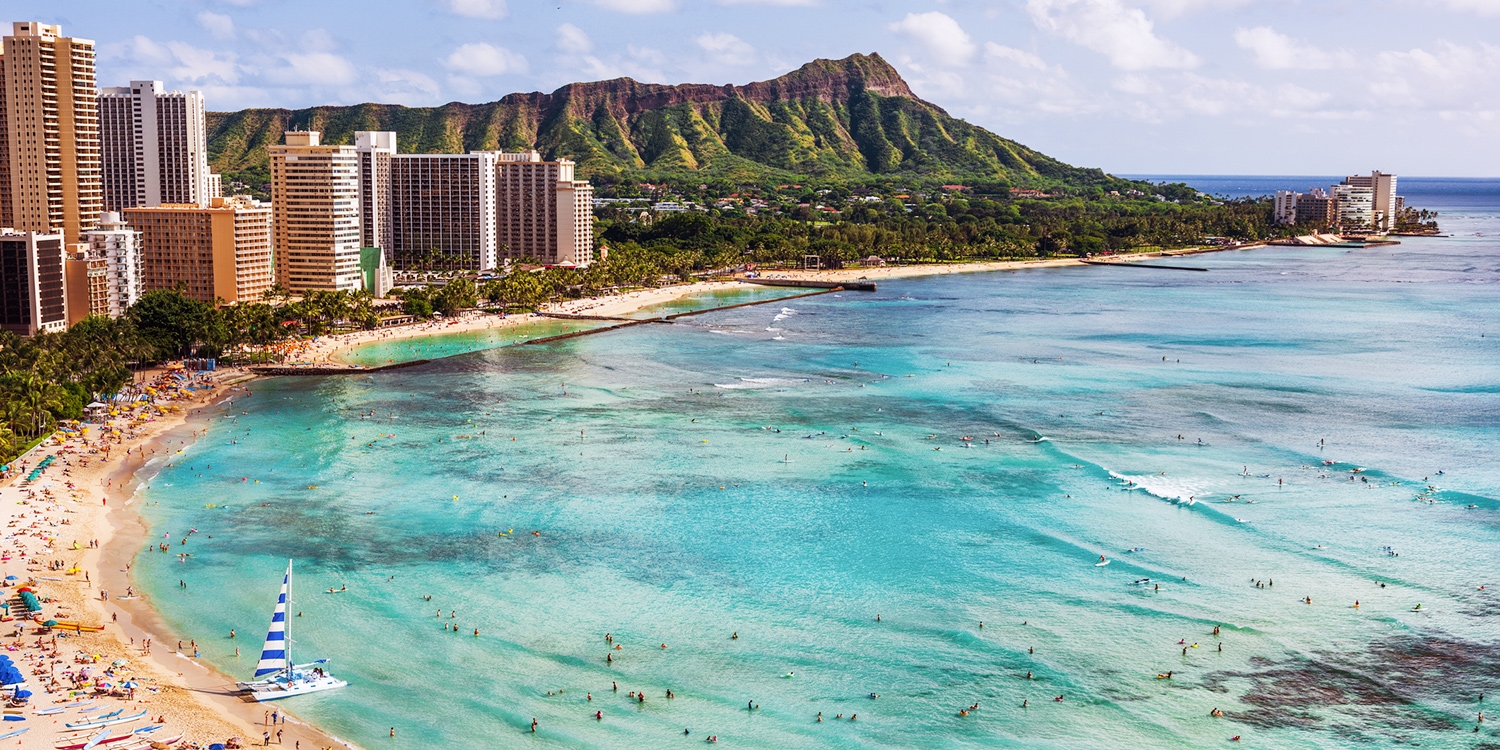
[253,561,291,678]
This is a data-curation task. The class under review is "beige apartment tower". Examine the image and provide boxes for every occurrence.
[123,196,274,304]
[269,131,363,292]
[64,245,108,325]
[99,80,214,211]
[1343,171,1397,231]
[493,151,593,266]
[0,22,102,244]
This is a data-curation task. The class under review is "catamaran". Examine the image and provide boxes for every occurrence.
[235,560,347,702]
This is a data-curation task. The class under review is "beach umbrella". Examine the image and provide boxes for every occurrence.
[3,576,14,581]
[12,690,29,699]
[42,620,57,627]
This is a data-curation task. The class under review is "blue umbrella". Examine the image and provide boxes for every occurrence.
[12,690,29,699]
[3,576,15,581]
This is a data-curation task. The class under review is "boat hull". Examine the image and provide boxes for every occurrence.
[248,675,347,702]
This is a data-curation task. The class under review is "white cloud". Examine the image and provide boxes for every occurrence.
[112,36,243,85]
[369,68,442,104]
[1371,41,1500,108]
[557,23,593,55]
[591,0,679,13]
[984,43,1049,72]
[1438,0,1500,15]
[1234,27,1351,70]
[980,43,1092,116]
[695,32,756,66]
[1142,0,1252,17]
[719,0,817,5]
[267,52,358,86]
[440,0,508,19]
[299,29,339,53]
[888,12,976,67]
[444,42,528,76]
[1026,0,1199,70]
[196,12,235,41]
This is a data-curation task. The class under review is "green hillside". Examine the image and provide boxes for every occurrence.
[206,53,1117,190]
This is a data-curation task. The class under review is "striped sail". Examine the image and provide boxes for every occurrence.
[253,561,291,678]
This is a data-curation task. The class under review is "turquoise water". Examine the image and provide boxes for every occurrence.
[619,284,815,319]
[339,285,808,368]
[131,197,1500,748]
[336,317,612,367]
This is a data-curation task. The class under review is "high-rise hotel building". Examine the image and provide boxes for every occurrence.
[0,22,102,244]
[83,211,142,317]
[494,150,593,266]
[350,132,596,281]
[99,80,216,210]
[124,196,274,304]
[389,151,498,271]
[269,131,362,292]
[355,131,394,253]
[0,230,67,335]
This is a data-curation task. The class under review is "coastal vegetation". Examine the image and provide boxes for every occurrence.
[595,188,1278,268]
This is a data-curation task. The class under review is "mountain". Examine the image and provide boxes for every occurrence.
[206,53,1114,188]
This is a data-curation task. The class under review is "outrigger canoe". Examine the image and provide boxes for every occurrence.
[64,710,148,730]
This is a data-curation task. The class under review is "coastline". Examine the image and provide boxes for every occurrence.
[21,243,1280,749]
[306,257,1144,366]
[0,371,357,750]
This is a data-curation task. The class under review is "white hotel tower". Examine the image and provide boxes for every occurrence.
[99,80,217,210]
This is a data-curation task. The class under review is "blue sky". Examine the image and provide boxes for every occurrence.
[19,1,1500,175]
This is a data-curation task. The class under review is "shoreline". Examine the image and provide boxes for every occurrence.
[22,242,1277,749]
[0,371,357,750]
[98,400,361,750]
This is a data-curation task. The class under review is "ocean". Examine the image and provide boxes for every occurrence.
[130,178,1500,748]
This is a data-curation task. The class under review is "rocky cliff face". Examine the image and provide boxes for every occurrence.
[206,53,1107,185]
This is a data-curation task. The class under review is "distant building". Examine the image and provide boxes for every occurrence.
[1273,191,1299,225]
[269,131,363,292]
[99,80,215,211]
[492,151,594,266]
[64,245,108,325]
[0,230,67,335]
[1332,184,1375,230]
[123,196,274,304]
[1342,171,1397,231]
[1294,195,1339,229]
[83,211,143,317]
[0,22,101,244]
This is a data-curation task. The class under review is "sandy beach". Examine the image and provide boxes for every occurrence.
[0,370,355,750]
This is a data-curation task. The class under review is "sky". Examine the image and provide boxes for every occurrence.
[16,0,1500,176]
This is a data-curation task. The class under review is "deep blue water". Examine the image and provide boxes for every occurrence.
[126,180,1500,748]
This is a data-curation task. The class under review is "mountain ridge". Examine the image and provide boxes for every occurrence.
[206,53,1116,188]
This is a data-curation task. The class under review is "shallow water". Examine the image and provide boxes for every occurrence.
[131,184,1500,748]
[339,285,809,368]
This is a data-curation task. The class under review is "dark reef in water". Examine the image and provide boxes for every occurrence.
[1201,634,1500,739]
